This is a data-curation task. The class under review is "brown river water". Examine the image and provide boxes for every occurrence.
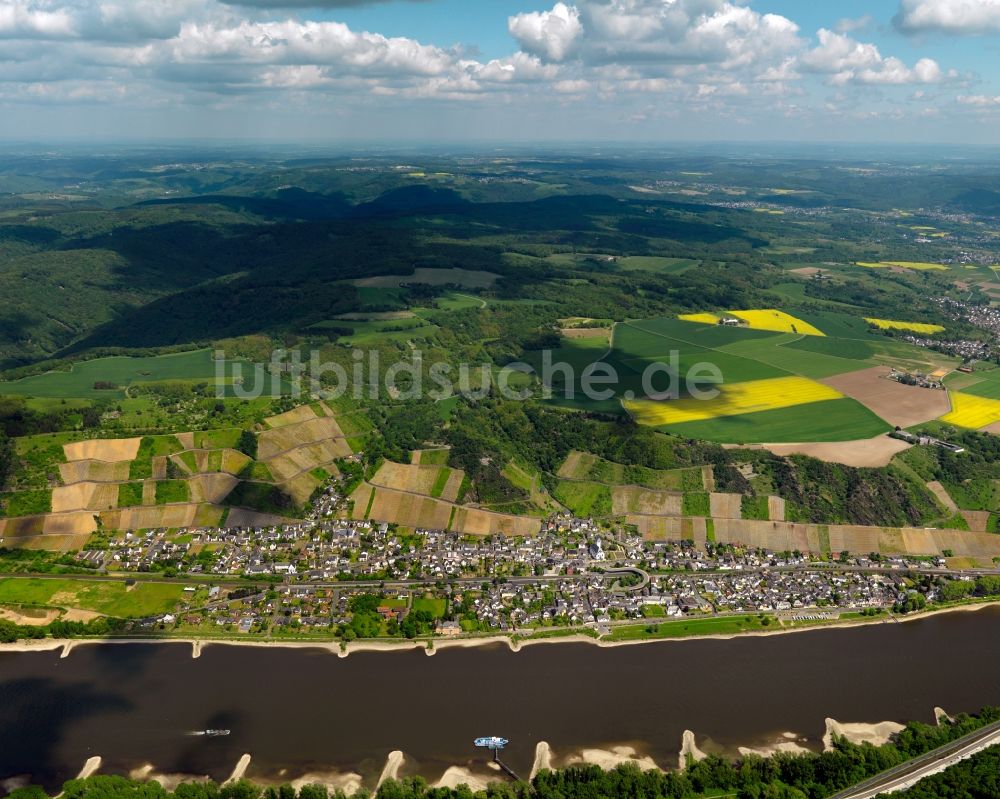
[2,607,1000,792]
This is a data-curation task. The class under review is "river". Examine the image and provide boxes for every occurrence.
[2,607,1000,792]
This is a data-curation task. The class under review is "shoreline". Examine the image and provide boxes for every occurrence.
[48,720,939,795]
[1,601,996,658]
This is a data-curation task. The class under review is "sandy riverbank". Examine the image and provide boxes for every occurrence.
[376,752,404,790]
[224,755,251,785]
[823,719,904,749]
[530,742,552,779]
[1,601,995,659]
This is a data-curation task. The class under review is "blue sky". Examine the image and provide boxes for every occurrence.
[2,0,1000,144]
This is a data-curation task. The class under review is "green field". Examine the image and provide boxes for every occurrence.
[662,398,891,444]
[605,614,771,641]
[411,596,447,618]
[0,350,287,399]
[155,480,190,505]
[957,368,1000,400]
[0,489,52,518]
[553,481,613,517]
[117,482,144,508]
[0,577,186,618]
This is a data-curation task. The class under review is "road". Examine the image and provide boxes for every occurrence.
[829,720,1000,799]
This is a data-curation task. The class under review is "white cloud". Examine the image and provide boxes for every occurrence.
[511,1,801,70]
[801,29,951,85]
[168,20,456,77]
[957,93,1000,105]
[835,15,874,34]
[0,1,74,39]
[896,0,1000,34]
[508,2,582,62]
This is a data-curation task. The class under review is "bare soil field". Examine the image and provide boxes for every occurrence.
[58,460,130,484]
[189,474,238,505]
[352,268,499,289]
[106,503,202,530]
[0,516,44,537]
[370,461,464,501]
[694,518,1000,559]
[626,515,707,541]
[0,533,90,551]
[64,437,142,463]
[265,405,319,428]
[51,482,119,513]
[611,487,682,516]
[151,456,167,480]
[440,470,464,503]
[986,421,1000,436]
[961,511,992,533]
[141,480,157,506]
[710,492,743,519]
[767,496,786,522]
[714,518,813,551]
[926,481,958,513]
[282,472,321,505]
[450,507,541,537]
[363,487,454,530]
[265,440,349,481]
[43,511,99,535]
[258,417,346,460]
[739,435,913,467]
[0,606,60,626]
[348,484,374,519]
[820,366,951,427]
[174,432,195,449]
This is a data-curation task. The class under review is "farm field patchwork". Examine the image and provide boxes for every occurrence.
[1,406,354,536]
[952,369,1000,401]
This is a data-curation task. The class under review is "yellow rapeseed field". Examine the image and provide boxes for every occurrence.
[678,312,721,325]
[624,376,844,426]
[855,261,947,271]
[865,318,945,334]
[940,392,1000,429]
[728,309,826,336]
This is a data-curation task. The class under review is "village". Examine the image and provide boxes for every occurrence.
[68,481,975,641]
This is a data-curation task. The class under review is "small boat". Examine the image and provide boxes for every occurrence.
[203,729,230,737]
[474,736,508,750]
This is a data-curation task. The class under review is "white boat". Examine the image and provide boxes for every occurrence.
[474,736,508,750]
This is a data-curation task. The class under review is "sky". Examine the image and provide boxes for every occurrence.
[3,0,1000,144]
